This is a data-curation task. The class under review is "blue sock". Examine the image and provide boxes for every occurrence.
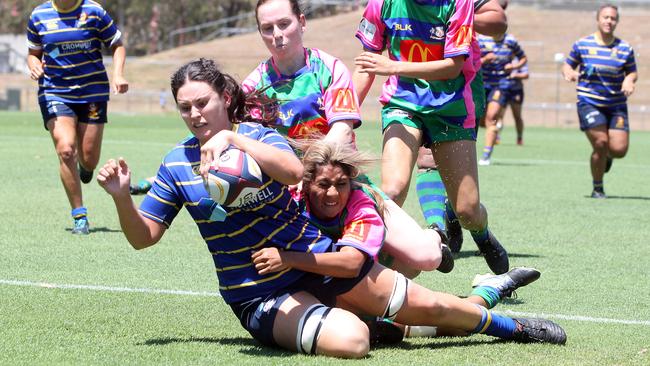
[470,286,500,309]
[415,169,447,229]
[470,226,490,245]
[481,146,493,160]
[71,207,87,220]
[445,200,457,224]
[473,305,516,339]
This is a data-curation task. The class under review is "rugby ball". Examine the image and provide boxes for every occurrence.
[204,148,264,208]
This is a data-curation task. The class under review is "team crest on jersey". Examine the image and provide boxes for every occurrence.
[589,48,597,55]
[88,103,100,120]
[430,26,445,40]
[45,20,59,30]
[77,12,88,27]
[317,97,326,111]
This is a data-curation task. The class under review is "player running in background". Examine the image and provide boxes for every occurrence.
[477,31,527,165]
[98,59,566,358]
[562,3,637,199]
[353,0,509,274]
[501,59,528,146]
[27,0,128,234]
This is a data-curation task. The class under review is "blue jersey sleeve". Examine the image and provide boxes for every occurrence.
[566,41,581,68]
[26,15,41,50]
[98,8,121,48]
[139,163,183,227]
[624,47,637,74]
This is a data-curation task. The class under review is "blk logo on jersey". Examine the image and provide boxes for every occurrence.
[394,23,412,32]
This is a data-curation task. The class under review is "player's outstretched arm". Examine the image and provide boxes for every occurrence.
[352,48,379,106]
[356,52,465,81]
[97,158,165,249]
[253,246,368,278]
[110,42,129,94]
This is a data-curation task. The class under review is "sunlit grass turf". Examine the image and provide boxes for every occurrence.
[1,111,649,365]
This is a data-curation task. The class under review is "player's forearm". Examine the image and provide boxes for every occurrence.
[281,249,367,278]
[394,56,465,81]
[324,120,356,146]
[624,71,638,84]
[112,195,159,249]
[111,44,126,78]
[229,133,303,185]
[511,56,527,70]
[352,67,375,106]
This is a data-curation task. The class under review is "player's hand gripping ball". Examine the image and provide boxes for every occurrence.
[204,149,264,208]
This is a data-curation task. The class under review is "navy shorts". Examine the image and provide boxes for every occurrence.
[577,101,629,132]
[229,258,374,348]
[485,86,508,107]
[508,88,524,104]
[39,100,108,130]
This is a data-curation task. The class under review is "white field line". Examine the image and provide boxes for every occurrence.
[2,278,650,326]
[0,279,220,297]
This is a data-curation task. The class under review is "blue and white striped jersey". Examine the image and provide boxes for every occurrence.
[139,122,332,304]
[566,33,636,107]
[26,0,121,104]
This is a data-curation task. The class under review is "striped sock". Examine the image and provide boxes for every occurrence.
[415,169,447,229]
[472,305,517,339]
[71,207,87,220]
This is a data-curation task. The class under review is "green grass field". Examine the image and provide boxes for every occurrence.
[1,111,649,365]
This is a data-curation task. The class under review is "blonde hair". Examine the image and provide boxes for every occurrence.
[297,139,387,219]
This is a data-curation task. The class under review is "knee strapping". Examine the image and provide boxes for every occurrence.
[383,272,408,320]
[296,304,332,354]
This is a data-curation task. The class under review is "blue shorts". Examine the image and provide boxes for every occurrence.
[229,258,374,348]
[577,101,629,132]
[39,100,108,130]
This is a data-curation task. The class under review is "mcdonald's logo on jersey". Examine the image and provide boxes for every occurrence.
[453,25,473,48]
[287,118,329,139]
[345,219,369,243]
[332,88,358,113]
[401,40,443,63]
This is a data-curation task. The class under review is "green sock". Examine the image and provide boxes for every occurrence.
[415,169,447,229]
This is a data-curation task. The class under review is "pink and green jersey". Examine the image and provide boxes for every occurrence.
[355,0,480,128]
[242,48,361,139]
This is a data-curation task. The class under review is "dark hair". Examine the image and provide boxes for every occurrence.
[597,3,619,20]
[170,58,278,125]
[255,0,303,29]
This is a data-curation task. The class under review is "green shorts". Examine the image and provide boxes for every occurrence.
[381,107,477,146]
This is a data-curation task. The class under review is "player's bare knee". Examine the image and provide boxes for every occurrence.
[56,146,76,163]
[609,147,628,158]
[317,310,369,358]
